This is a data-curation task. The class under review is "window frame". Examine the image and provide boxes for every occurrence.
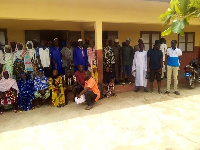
[140,31,161,50]
[178,32,195,52]
[0,29,8,46]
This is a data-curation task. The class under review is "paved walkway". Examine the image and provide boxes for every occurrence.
[0,85,200,150]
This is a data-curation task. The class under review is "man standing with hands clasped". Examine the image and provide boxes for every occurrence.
[165,40,182,95]
[147,40,163,94]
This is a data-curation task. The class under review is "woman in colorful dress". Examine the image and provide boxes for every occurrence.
[49,70,65,107]
[3,45,14,78]
[13,43,26,81]
[91,65,98,84]
[34,68,50,107]
[87,40,96,71]
[24,41,37,78]
[0,71,19,114]
[17,72,34,111]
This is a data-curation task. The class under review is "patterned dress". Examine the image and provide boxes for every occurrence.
[13,50,26,81]
[3,53,14,78]
[48,76,65,106]
[103,46,115,70]
[34,75,50,99]
[18,75,34,111]
[87,46,96,71]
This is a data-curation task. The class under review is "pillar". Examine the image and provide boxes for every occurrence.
[81,30,85,43]
[95,21,103,83]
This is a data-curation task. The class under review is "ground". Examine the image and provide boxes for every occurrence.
[0,84,200,150]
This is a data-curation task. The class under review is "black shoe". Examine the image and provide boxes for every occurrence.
[165,91,170,94]
[144,89,149,93]
[174,91,180,95]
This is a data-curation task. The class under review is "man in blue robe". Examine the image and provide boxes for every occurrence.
[74,39,88,71]
[50,38,65,75]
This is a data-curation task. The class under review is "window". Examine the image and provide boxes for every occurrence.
[178,32,195,52]
[140,31,161,50]
[0,29,8,50]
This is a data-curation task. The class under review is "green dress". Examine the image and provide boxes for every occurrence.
[3,53,14,78]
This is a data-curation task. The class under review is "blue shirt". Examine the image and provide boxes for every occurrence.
[167,48,182,67]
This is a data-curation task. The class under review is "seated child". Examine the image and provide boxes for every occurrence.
[64,69,77,104]
[48,70,65,107]
[103,66,115,98]
[34,68,50,107]
[74,65,85,95]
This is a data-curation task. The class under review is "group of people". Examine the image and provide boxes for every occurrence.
[0,37,182,114]
[0,38,102,114]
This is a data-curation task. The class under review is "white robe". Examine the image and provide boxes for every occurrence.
[160,43,167,77]
[132,51,147,87]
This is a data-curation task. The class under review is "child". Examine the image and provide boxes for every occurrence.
[75,65,85,95]
[64,69,77,104]
[103,67,115,98]
[48,70,65,107]
[91,65,98,84]
[3,45,14,78]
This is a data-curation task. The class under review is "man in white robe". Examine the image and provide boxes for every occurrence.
[132,45,148,92]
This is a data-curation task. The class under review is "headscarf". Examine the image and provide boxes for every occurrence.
[0,71,19,93]
[26,41,34,50]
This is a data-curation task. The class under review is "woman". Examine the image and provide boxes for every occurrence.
[91,65,98,84]
[87,40,96,71]
[18,72,34,111]
[3,45,14,78]
[24,41,36,77]
[0,71,19,114]
[103,67,115,98]
[34,68,50,107]
[13,43,26,81]
[49,70,65,107]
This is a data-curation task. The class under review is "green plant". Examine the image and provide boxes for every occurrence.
[159,0,200,36]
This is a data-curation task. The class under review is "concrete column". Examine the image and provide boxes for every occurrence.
[81,30,85,43]
[95,21,103,83]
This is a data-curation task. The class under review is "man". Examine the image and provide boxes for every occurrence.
[147,40,163,93]
[78,71,100,110]
[74,39,88,71]
[160,38,167,78]
[61,41,74,73]
[36,40,51,78]
[103,40,115,71]
[50,38,65,75]
[112,39,121,83]
[165,40,182,95]
[132,43,148,92]
[121,38,134,85]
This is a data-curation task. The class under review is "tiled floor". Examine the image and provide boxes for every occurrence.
[0,85,200,150]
